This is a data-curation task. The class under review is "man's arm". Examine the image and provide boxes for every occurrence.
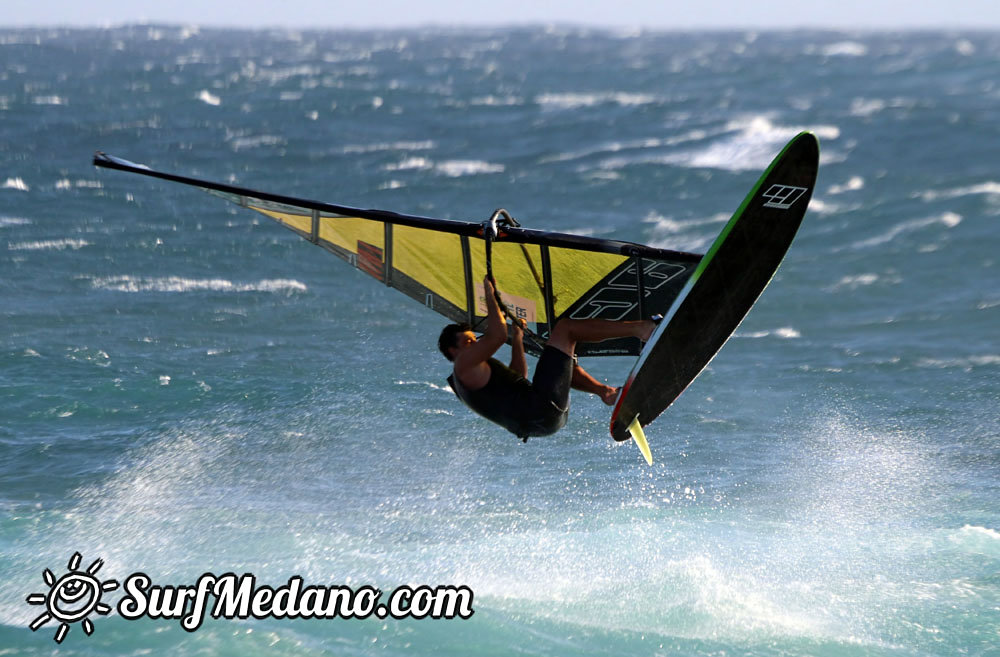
[509,319,527,378]
[453,277,508,388]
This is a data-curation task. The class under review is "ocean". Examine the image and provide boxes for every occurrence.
[1,25,997,656]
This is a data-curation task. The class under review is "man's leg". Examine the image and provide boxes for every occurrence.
[546,318,655,357]
[570,363,619,405]
[546,318,656,406]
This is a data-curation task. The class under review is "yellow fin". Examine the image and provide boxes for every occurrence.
[628,416,653,465]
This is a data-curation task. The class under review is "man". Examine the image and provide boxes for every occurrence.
[439,276,656,440]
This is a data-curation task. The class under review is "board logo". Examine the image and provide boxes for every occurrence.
[762,184,809,210]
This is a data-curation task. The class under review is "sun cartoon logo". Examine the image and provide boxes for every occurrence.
[26,552,119,643]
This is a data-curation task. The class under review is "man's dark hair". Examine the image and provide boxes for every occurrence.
[438,323,472,361]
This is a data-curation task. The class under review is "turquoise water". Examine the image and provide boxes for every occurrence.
[1,26,998,655]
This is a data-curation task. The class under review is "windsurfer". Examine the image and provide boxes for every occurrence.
[440,277,656,440]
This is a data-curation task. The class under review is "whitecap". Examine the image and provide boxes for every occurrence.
[197,90,221,106]
[955,39,976,56]
[90,276,307,294]
[55,179,103,190]
[396,380,452,393]
[736,327,801,339]
[843,213,961,251]
[435,160,504,177]
[535,91,660,110]
[2,177,29,191]
[228,135,285,151]
[32,95,66,105]
[468,95,524,107]
[634,116,839,173]
[807,198,839,214]
[820,41,868,57]
[829,273,880,291]
[343,140,435,154]
[543,129,711,166]
[917,355,1000,370]
[828,177,864,195]
[849,98,885,117]
[0,216,31,227]
[8,239,89,251]
[919,182,1000,202]
[383,157,433,172]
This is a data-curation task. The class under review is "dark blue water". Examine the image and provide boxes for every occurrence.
[2,26,998,656]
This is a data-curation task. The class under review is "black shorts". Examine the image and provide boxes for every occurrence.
[532,345,574,412]
[513,346,573,437]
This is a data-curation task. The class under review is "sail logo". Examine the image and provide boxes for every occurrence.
[762,184,809,209]
[570,261,687,321]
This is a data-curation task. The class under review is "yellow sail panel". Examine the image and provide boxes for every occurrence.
[480,241,547,323]
[318,215,384,253]
[393,225,468,312]
[549,247,629,317]
[248,204,312,235]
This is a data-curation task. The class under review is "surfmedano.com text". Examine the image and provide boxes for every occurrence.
[118,573,474,630]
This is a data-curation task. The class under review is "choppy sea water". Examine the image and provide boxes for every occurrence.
[1,26,998,656]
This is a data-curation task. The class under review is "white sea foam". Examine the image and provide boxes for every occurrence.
[644,211,729,252]
[383,157,504,177]
[598,116,839,173]
[197,89,221,106]
[55,179,103,190]
[819,41,868,57]
[684,116,839,172]
[828,176,864,194]
[955,39,976,56]
[829,273,881,291]
[251,64,322,84]
[535,91,660,110]
[919,182,1000,201]
[948,525,1000,557]
[2,177,29,191]
[843,213,961,251]
[849,98,885,117]
[0,216,31,227]
[384,157,433,172]
[228,134,286,151]
[916,355,1000,369]
[32,95,67,105]
[90,276,307,294]
[468,95,524,107]
[8,239,89,251]
[343,140,435,154]
[544,129,712,166]
[435,160,504,177]
[807,198,840,214]
[396,380,452,393]
[737,327,801,339]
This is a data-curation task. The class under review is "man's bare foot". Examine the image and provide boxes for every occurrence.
[600,385,620,406]
[639,319,657,343]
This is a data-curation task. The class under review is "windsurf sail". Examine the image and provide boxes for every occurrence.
[93,152,702,357]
